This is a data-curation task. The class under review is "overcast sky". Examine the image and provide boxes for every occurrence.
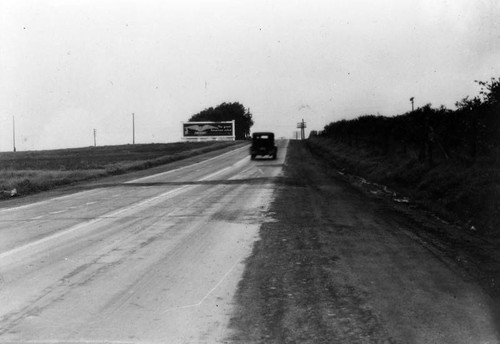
[1,0,499,151]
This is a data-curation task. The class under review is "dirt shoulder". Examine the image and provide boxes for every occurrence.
[228,140,499,343]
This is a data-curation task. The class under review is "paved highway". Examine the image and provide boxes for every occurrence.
[0,141,288,343]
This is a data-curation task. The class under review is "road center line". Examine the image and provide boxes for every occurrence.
[126,144,249,183]
[0,189,98,214]
[0,185,192,262]
[0,144,249,213]
[48,210,67,215]
[0,157,249,262]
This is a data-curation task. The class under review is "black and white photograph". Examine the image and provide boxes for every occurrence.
[0,0,499,343]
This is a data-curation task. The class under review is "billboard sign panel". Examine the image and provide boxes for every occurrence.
[183,121,234,138]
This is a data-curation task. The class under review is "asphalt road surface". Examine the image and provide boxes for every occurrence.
[1,140,499,344]
[0,142,287,343]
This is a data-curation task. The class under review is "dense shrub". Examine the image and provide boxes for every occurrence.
[312,78,500,236]
[320,78,500,166]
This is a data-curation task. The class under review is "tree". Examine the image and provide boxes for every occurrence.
[455,78,500,160]
[477,77,500,106]
[188,102,254,140]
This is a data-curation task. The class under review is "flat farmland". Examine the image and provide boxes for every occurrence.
[0,141,242,198]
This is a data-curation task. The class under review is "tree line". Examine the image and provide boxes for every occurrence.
[316,78,500,165]
[188,102,254,140]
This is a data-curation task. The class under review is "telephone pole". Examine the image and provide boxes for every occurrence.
[12,116,16,152]
[410,97,415,112]
[132,113,135,144]
[93,129,96,147]
[296,119,307,140]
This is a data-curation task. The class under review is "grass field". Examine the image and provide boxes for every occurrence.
[0,141,241,198]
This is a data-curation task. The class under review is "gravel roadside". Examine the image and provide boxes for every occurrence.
[228,140,499,343]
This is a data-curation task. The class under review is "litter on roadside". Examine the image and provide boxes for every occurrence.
[1,189,18,197]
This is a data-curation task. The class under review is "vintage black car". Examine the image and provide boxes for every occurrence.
[250,132,278,160]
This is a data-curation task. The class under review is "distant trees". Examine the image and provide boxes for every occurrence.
[319,77,500,165]
[188,102,254,140]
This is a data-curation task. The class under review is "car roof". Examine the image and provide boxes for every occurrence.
[252,132,274,136]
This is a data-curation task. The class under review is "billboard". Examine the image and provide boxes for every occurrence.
[182,121,235,141]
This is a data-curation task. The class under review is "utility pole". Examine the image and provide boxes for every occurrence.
[410,97,415,112]
[12,116,16,152]
[296,119,307,140]
[301,118,305,140]
[132,113,135,144]
[93,129,96,147]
